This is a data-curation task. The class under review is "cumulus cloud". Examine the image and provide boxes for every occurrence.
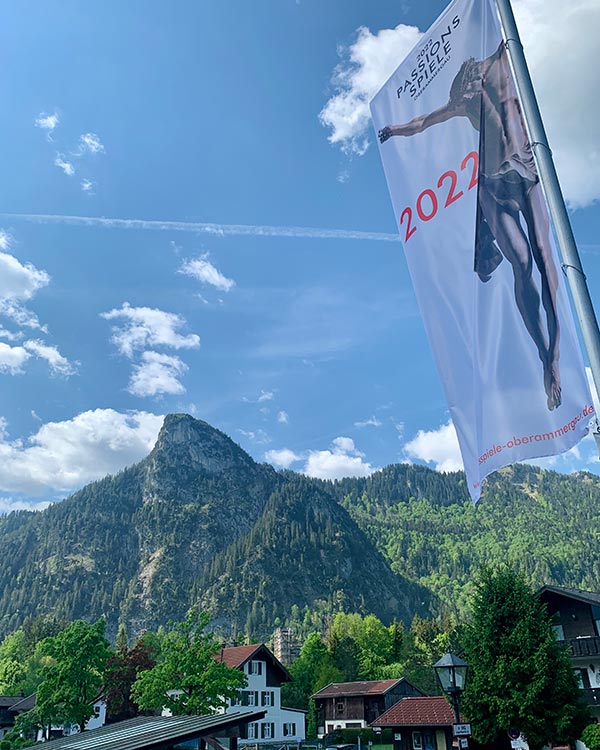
[54,154,75,176]
[354,416,382,428]
[101,303,200,358]
[319,23,422,155]
[264,448,301,468]
[75,132,105,155]
[320,0,600,206]
[0,342,30,374]
[81,179,95,193]
[0,326,21,342]
[35,111,59,139]
[0,244,50,332]
[128,351,188,397]
[303,436,375,479]
[22,340,77,377]
[403,421,463,472]
[179,255,235,292]
[278,410,289,424]
[0,409,163,496]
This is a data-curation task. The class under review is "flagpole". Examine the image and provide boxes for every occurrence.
[495,0,600,439]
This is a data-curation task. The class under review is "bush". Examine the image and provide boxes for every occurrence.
[581,724,600,750]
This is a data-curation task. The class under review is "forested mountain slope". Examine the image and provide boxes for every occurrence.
[0,414,598,640]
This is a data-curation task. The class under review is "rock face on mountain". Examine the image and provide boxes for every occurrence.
[0,413,599,641]
[0,415,424,639]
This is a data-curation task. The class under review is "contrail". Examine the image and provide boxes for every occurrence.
[0,212,400,243]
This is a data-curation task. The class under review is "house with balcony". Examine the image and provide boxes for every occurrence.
[539,585,600,719]
[312,678,425,737]
[217,644,305,744]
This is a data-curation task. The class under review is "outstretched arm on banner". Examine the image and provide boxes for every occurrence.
[378,101,463,143]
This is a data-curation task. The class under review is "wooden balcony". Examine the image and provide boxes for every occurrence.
[567,636,600,658]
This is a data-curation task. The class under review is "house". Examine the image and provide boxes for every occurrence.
[372,696,456,750]
[312,678,425,737]
[8,693,107,741]
[539,585,600,720]
[0,696,26,739]
[218,643,306,744]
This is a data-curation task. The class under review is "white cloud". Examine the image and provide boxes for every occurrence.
[354,416,382,428]
[0,342,30,374]
[258,390,274,403]
[319,23,422,155]
[264,448,301,468]
[303,436,375,479]
[0,326,22,342]
[81,179,95,193]
[238,428,271,445]
[511,0,600,207]
[0,244,50,331]
[35,111,59,139]
[128,351,188,397]
[321,0,600,206]
[54,154,75,176]
[179,255,235,292]
[277,410,289,424]
[0,409,164,496]
[22,340,77,377]
[403,421,463,472]
[100,302,200,358]
[75,133,105,155]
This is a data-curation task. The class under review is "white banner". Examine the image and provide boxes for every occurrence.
[370,0,593,501]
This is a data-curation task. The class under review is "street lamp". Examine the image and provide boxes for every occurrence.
[433,653,469,724]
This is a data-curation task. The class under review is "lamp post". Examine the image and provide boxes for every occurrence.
[433,653,469,724]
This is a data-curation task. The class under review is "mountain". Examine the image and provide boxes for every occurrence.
[0,414,599,641]
[0,415,424,639]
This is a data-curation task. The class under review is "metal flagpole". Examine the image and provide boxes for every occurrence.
[495,0,600,444]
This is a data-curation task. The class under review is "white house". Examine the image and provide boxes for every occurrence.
[218,644,306,744]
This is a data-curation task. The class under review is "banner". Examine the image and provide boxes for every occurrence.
[370,0,593,501]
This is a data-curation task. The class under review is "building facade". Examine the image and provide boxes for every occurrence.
[219,644,306,744]
[372,696,455,750]
[539,585,600,721]
[312,678,425,737]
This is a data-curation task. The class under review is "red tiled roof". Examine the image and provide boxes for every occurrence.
[313,679,402,699]
[373,697,456,727]
[216,644,262,668]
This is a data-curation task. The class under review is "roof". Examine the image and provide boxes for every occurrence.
[373,697,456,727]
[9,693,36,713]
[20,709,267,750]
[217,644,263,668]
[217,644,292,682]
[312,679,405,699]
[539,585,600,607]
[0,696,23,708]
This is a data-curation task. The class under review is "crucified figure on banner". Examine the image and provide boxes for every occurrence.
[379,42,561,410]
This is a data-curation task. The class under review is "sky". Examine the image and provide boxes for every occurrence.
[0,0,599,511]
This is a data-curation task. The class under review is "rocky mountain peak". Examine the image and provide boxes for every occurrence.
[148,414,256,475]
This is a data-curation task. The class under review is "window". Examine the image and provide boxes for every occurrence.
[412,733,423,750]
[592,605,600,636]
[261,722,275,739]
[283,722,296,737]
[336,702,344,713]
[249,660,263,675]
[241,690,259,706]
[247,723,258,740]
[424,732,435,750]
[261,691,274,707]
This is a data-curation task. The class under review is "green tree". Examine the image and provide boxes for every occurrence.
[581,724,600,750]
[36,619,111,733]
[462,567,590,750]
[282,632,342,711]
[131,610,246,715]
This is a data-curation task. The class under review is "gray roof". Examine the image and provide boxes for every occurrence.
[539,585,600,607]
[20,709,266,750]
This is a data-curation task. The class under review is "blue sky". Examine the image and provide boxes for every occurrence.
[0,0,599,509]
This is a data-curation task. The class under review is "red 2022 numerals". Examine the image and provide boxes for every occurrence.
[399,151,479,243]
